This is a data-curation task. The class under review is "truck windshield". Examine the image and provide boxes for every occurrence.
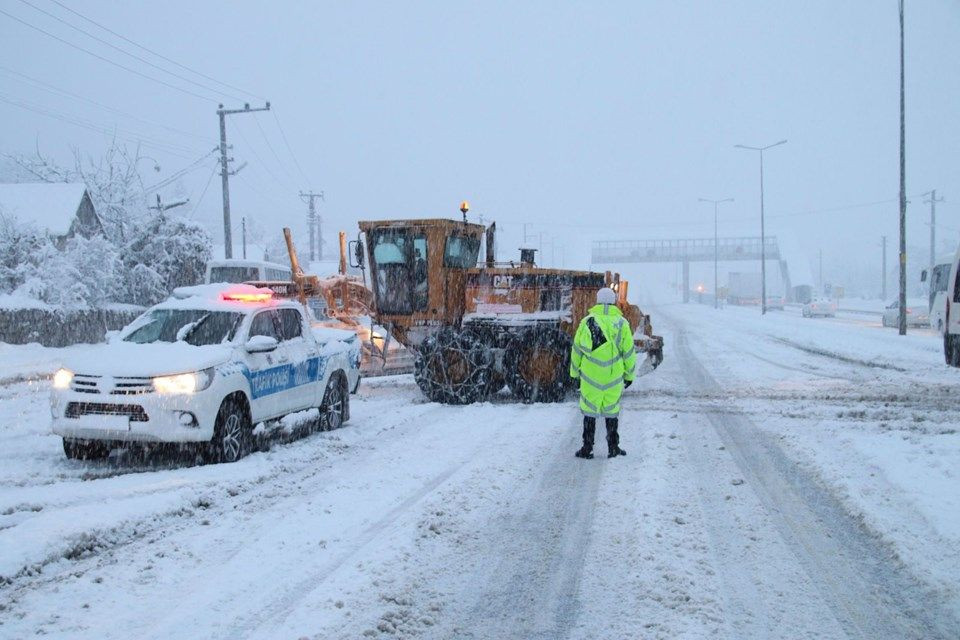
[124,309,243,346]
[444,235,480,268]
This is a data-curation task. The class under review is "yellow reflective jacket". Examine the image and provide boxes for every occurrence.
[569,303,637,417]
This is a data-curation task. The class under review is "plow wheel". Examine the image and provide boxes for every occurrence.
[463,327,507,399]
[504,327,571,403]
[414,328,492,404]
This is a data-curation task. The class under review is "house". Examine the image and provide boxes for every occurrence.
[0,182,103,247]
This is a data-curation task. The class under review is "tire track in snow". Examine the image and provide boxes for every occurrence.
[0,391,446,611]
[458,424,602,639]
[673,327,958,639]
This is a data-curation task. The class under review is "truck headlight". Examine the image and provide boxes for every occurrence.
[153,368,214,394]
[53,368,73,390]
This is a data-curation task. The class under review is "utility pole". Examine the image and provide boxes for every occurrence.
[242,217,247,259]
[698,197,733,309]
[924,189,943,274]
[898,0,907,335]
[818,249,823,290]
[881,235,888,300]
[218,102,270,259]
[735,139,787,315]
[300,191,324,261]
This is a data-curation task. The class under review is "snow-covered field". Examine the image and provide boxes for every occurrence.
[1,304,958,639]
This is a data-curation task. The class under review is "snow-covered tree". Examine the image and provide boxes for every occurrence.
[124,214,212,297]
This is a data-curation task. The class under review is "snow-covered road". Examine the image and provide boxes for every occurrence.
[1,304,958,639]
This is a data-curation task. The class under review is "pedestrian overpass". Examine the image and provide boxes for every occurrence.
[591,236,792,302]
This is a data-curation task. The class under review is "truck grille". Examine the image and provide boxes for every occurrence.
[70,375,153,395]
[65,402,149,422]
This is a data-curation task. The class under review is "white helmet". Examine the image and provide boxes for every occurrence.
[596,288,617,304]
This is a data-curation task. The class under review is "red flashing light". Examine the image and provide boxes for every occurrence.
[221,291,273,303]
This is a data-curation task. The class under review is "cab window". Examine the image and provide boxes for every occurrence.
[249,311,280,340]
[444,235,481,268]
[369,229,429,314]
[278,309,303,340]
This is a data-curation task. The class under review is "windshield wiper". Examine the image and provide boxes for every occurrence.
[177,313,211,344]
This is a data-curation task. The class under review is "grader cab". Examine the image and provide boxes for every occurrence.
[355,212,663,404]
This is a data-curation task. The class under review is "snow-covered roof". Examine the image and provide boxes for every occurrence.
[0,182,89,236]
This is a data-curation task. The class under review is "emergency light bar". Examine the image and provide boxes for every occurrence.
[221,292,273,303]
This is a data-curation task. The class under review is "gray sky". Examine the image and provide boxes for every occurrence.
[1,1,958,295]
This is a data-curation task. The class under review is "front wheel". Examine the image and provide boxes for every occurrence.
[205,396,252,464]
[320,374,349,430]
[63,438,110,460]
[504,327,571,403]
[414,328,492,404]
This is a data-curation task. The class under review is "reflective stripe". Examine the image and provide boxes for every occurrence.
[580,397,601,417]
[624,365,636,376]
[622,346,636,360]
[580,372,624,391]
[582,352,620,368]
[575,339,623,368]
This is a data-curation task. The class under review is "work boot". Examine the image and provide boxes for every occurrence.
[576,416,596,459]
[605,417,624,458]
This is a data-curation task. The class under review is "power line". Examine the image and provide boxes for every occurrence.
[48,0,264,102]
[0,92,200,155]
[231,118,296,192]
[14,0,240,102]
[143,148,220,192]
[272,109,311,185]
[0,93,199,158]
[188,162,220,217]
[0,64,217,145]
[0,7,216,102]
[252,112,299,186]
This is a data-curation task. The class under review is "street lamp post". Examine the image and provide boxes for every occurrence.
[735,139,787,314]
[699,197,734,309]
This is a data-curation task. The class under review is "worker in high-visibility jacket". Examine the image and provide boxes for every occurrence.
[569,287,637,459]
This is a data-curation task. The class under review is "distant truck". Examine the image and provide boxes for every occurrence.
[51,284,361,463]
[727,272,784,309]
[727,272,762,306]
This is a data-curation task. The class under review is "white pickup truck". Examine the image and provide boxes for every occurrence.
[50,284,362,463]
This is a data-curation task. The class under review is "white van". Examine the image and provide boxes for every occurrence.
[205,259,292,285]
[943,245,960,367]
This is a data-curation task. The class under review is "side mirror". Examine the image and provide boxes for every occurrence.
[349,239,365,269]
[245,335,279,354]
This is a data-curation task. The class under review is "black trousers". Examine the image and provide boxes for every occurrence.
[582,416,618,452]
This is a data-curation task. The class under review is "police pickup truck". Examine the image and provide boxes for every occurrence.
[51,284,361,463]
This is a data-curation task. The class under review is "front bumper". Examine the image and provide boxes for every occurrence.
[50,387,220,444]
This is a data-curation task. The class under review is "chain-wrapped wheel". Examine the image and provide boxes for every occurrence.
[414,328,492,404]
[462,326,507,399]
[504,327,570,403]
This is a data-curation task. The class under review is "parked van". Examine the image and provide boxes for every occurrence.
[943,245,960,367]
[205,259,292,285]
